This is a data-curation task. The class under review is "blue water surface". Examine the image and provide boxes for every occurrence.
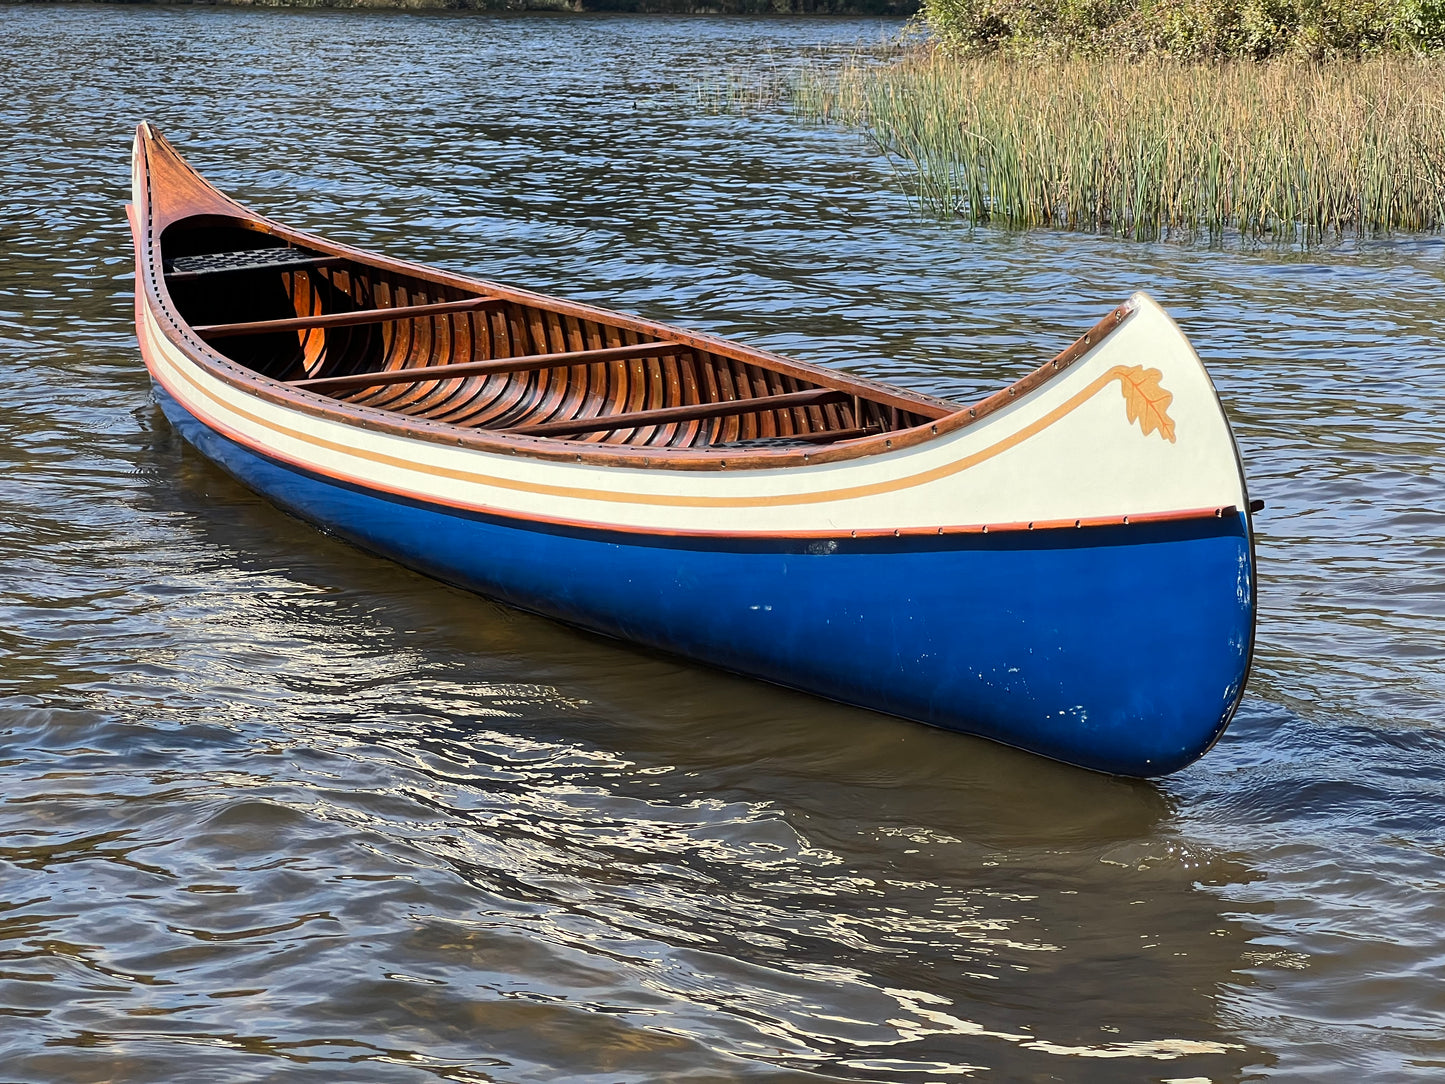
[1,7,1443,1080]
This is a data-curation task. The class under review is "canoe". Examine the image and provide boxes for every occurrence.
[127,123,1257,777]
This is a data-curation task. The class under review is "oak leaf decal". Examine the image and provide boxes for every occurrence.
[1116,365,1176,443]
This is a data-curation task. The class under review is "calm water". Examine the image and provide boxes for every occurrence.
[2,6,1444,1080]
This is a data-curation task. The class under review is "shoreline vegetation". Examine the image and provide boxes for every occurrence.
[790,53,1445,239]
[921,0,1445,60]
[715,0,1445,240]
[4,0,920,12]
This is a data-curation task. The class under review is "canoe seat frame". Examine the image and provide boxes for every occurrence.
[165,246,346,283]
[193,296,510,340]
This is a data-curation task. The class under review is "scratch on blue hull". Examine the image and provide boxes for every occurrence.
[155,385,1254,777]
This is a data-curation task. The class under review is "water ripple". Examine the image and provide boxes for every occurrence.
[1,6,1442,1082]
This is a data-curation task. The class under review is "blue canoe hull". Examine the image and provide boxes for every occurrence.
[156,384,1254,777]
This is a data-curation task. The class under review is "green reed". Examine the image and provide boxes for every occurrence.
[695,68,788,114]
[790,55,1445,239]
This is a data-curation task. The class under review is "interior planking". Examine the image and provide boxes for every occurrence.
[160,223,953,451]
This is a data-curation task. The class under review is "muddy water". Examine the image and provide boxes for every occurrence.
[2,6,1443,1080]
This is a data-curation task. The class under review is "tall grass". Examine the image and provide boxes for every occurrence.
[792,54,1445,238]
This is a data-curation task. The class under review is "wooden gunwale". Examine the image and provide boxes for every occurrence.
[139,284,1244,542]
[134,125,1135,473]
[136,288,1238,539]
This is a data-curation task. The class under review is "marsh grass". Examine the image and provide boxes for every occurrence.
[791,54,1445,239]
[694,42,908,114]
[695,66,789,114]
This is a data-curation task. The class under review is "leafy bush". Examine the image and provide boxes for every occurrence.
[920,0,1445,56]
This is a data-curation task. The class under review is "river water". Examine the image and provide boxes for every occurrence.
[2,6,1443,1080]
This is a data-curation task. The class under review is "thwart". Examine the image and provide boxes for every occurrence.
[128,123,1257,777]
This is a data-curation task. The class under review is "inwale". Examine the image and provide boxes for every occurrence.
[128,123,1256,777]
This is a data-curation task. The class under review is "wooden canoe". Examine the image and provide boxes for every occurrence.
[128,123,1257,776]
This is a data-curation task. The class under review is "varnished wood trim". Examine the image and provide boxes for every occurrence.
[145,309,1173,513]
[141,302,1239,540]
[145,327,1243,543]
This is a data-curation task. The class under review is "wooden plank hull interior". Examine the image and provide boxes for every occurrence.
[128,124,1257,777]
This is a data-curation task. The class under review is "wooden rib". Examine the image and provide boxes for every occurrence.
[586,323,627,441]
[429,316,503,415]
[562,312,585,354]
[400,293,474,415]
[764,368,793,437]
[580,319,611,427]
[640,344,673,446]
[672,349,703,448]
[435,305,516,425]
[732,358,760,440]
[526,310,574,427]
[612,328,649,444]
[648,346,684,447]
[422,307,498,421]
[744,359,769,439]
[753,364,779,438]
[505,388,850,438]
[304,274,335,378]
[290,339,689,395]
[323,266,369,384]
[425,359,517,425]
[431,314,486,415]
[595,327,638,444]
[472,304,494,362]
[321,265,352,299]
[464,302,572,428]
[357,280,430,411]
[489,307,571,430]
[792,375,819,435]
[445,303,544,428]
[693,350,722,445]
[362,282,452,412]
[451,306,472,387]
[547,318,602,434]
[713,357,741,444]
[629,366,660,444]
[566,315,619,439]
[393,300,455,412]
[194,296,507,339]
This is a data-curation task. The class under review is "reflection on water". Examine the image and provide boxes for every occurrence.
[1,6,1443,1081]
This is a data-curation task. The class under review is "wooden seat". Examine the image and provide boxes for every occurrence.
[165,247,344,282]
